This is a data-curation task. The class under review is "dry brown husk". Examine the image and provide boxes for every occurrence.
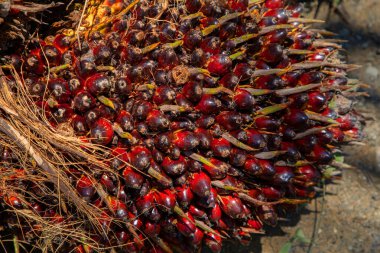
[0,67,142,251]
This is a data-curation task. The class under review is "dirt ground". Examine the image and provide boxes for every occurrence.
[221,1,380,252]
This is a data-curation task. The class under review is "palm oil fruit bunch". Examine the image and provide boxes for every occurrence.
[0,0,365,252]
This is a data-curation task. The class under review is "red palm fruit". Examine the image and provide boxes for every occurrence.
[337,114,355,131]
[194,128,212,150]
[159,23,177,42]
[215,111,243,131]
[321,107,338,119]
[289,93,309,109]
[293,186,316,198]
[44,209,64,223]
[202,37,221,55]
[281,142,301,161]
[265,28,288,43]
[219,73,240,90]
[42,45,61,66]
[100,172,117,193]
[183,30,202,50]
[53,34,70,52]
[256,74,285,89]
[257,204,278,226]
[156,189,176,212]
[52,104,73,124]
[207,54,232,76]
[90,118,114,145]
[296,165,321,182]
[190,227,204,246]
[233,88,255,111]
[115,110,134,132]
[114,77,132,97]
[153,85,176,105]
[171,130,200,151]
[176,212,197,237]
[162,155,187,176]
[4,194,23,209]
[243,158,260,176]
[158,47,179,69]
[308,145,333,164]
[48,78,71,103]
[146,110,170,132]
[154,133,171,151]
[307,91,327,112]
[185,0,202,13]
[129,146,152,170]
[196,115,215,129]
[76,175,95,200]
[273,166,295,185]
[170,120,195,131]
[281,71,302,87]
[230,148,247,167]
[25,49,44,74]
[247,219,263,230]
[109,147,128,170]
[73,91,96,113]
[329,127,345,142]
[190,172,212,198]
[299,71,324,85]
[296,135,317,154]
[209,203,222,223]
[260,43,284,63]
[203,158,228,180]
[85,73,111,96]
[219,195,245,219]
[189,205,207,219]
[211,138,232,158]
[220,22,237,40]
[264,0,285,9]
[132,100,153,121]
[136,191,155,214]
[227,0,248,11]
[30,201,44,215]
[284,109,309,130]
[254,116,280,131]
[107,196,128,218]
[144,221,161,237]
[204,232,222,253]
[234,63,254,81]
[316,129,334,144]
[122,167,144,189]
[245,129,266,149]
[263,8,288,23]
[195,94,222,115]
[182,81,203,104]
[68,77,82,95]
[115,229,130,245]
[176,186,194,209]
[71,114,88,135]
[197,187,217,208]
[262,186,284,200]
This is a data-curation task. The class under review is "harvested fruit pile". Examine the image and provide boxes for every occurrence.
[0,0,365,252]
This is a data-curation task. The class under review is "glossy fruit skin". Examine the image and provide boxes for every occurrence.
[1,1,364,252]
[90,118,114,145]
[207,54,232,76]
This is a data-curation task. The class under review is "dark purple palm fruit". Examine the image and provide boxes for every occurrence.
[73,91,96,113]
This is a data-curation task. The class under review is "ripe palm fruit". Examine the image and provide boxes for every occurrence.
[0,0,365,252]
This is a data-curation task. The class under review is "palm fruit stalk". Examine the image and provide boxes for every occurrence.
[0,0,365,252]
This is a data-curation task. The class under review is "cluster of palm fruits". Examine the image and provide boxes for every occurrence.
[0,0,364,252]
